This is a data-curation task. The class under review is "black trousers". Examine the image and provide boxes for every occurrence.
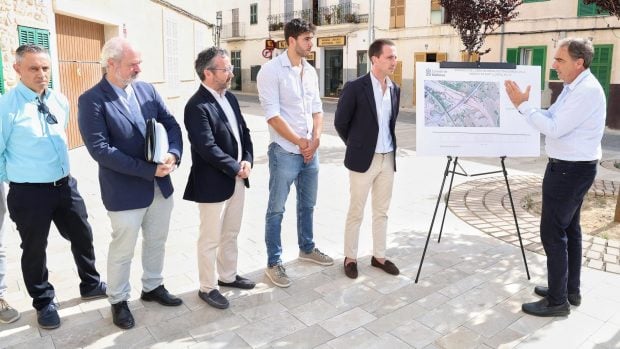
[540,161,596,305]
[7,176,101,310]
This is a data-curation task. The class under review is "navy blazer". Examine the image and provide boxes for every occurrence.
[183,85,253,203]
[334,73,400,172]
[78,77,183,211]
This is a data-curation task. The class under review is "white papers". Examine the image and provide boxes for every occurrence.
[152,121,169,164]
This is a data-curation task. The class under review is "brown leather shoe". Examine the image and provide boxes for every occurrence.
[371,256,399,275]
[344,259,358,279]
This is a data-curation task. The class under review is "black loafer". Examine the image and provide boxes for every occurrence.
[522,298,570,317]
[81,282,108,300]
[344,259,358,279]
[141,285,183,306]
[371,256,399,275]
[534,286,581,306]
[111,301,135,329]
[218,275,256,289]
[198,289,229,309]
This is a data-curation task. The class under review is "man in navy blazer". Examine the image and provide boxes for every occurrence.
[78,37,183,329]
[334,39,401,279]
[183,47,254,310]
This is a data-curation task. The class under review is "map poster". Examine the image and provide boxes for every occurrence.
[415,62,541,157]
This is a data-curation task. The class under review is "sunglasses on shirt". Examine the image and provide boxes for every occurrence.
[37,98,58,125]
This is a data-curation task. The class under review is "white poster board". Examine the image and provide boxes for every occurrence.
[416,62,541,157]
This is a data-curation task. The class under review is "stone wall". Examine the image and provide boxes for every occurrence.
[0,0,50,91]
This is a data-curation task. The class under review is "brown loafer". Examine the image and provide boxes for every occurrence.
[371,256,399,275]
[344,259,358,279]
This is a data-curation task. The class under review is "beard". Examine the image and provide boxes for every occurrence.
[115,70,138,87]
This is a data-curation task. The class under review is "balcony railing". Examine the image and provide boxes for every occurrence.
[221,22,245,39]
[267,2,367,31]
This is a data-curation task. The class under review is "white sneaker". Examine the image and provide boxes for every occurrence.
[265,264,291,288]
[0,298,20,323]
[299,248,334,266]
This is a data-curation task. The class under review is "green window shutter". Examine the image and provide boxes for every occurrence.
[578,0,608,16]
[531,46,547,90]
[591,44,613,98]
[549,69,559,80]
[17,26,53,89]
[506,48,518,64]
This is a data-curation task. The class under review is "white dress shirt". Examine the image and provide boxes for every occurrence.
[370,72,394,153]
[256,51,323,154]
[518,69,606,161]
[203,83,242,162]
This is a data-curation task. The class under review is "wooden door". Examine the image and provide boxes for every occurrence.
[55,14,105,149]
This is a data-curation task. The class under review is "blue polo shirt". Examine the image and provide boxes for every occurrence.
[0,81,70,183]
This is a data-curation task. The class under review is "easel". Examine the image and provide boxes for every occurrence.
[414,61,531,283]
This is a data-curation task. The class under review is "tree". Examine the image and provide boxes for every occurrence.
[583,0,620,18]
[440,0,522,61]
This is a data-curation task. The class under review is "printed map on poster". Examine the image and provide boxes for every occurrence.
[416,62,541,157]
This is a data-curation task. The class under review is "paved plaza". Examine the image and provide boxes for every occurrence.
[1,99,620,348]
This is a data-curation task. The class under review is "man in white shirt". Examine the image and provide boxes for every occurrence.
[505,37,606,317]
[257,18,333,288]
[183,47,255,309]
[334,39,401,279]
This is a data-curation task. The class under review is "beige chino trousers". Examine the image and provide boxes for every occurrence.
[197,178,245,292]
[344,152,395,259]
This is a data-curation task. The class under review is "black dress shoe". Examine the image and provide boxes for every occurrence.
[111,301,135,329]
[534,286,581,306]
[218,275,256,289]
[198,289,229,309]
[344,259,358,279]
[371,256,399,275]
[522,298,570,317]
[141,285,183,306]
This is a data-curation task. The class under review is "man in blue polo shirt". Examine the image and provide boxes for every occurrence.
[0,44,106,329]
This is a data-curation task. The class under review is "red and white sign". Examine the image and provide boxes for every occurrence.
[262,49,272,59]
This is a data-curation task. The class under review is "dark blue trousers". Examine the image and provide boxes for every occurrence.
[540,161,596,305]
[7,176,101,310]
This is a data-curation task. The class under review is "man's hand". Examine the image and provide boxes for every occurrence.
[301,138,320,163]
[504,80,531,108]
[237,160,252,179]
[155,153,177,177]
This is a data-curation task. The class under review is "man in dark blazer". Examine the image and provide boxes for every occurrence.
[334,39,401,279]
[78,37,183,330]
[183,47,254,310]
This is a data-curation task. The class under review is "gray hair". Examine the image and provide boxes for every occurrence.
[195,47,228,81]
[16,44,49,63]
[558,37,594,69]
[100,37,131,70]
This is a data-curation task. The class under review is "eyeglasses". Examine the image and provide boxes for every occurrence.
[37,97,58,125]
[209,66,234,73]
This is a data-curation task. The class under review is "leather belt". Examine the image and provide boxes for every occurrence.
[10,175,70,187]
[548,158,598,165]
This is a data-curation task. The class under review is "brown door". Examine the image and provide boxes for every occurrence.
[55,14,105,149]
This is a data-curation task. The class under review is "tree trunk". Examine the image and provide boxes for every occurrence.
[615,191,620,222]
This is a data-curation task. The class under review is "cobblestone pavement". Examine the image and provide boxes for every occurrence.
[449,176,620,275]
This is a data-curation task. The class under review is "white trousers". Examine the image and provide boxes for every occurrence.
[344,152,395,259]
[106,184,173,304]
[197,178,245,292]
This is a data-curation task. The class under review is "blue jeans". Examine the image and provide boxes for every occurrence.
[265,142,319,267]
[540,161,596,305]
